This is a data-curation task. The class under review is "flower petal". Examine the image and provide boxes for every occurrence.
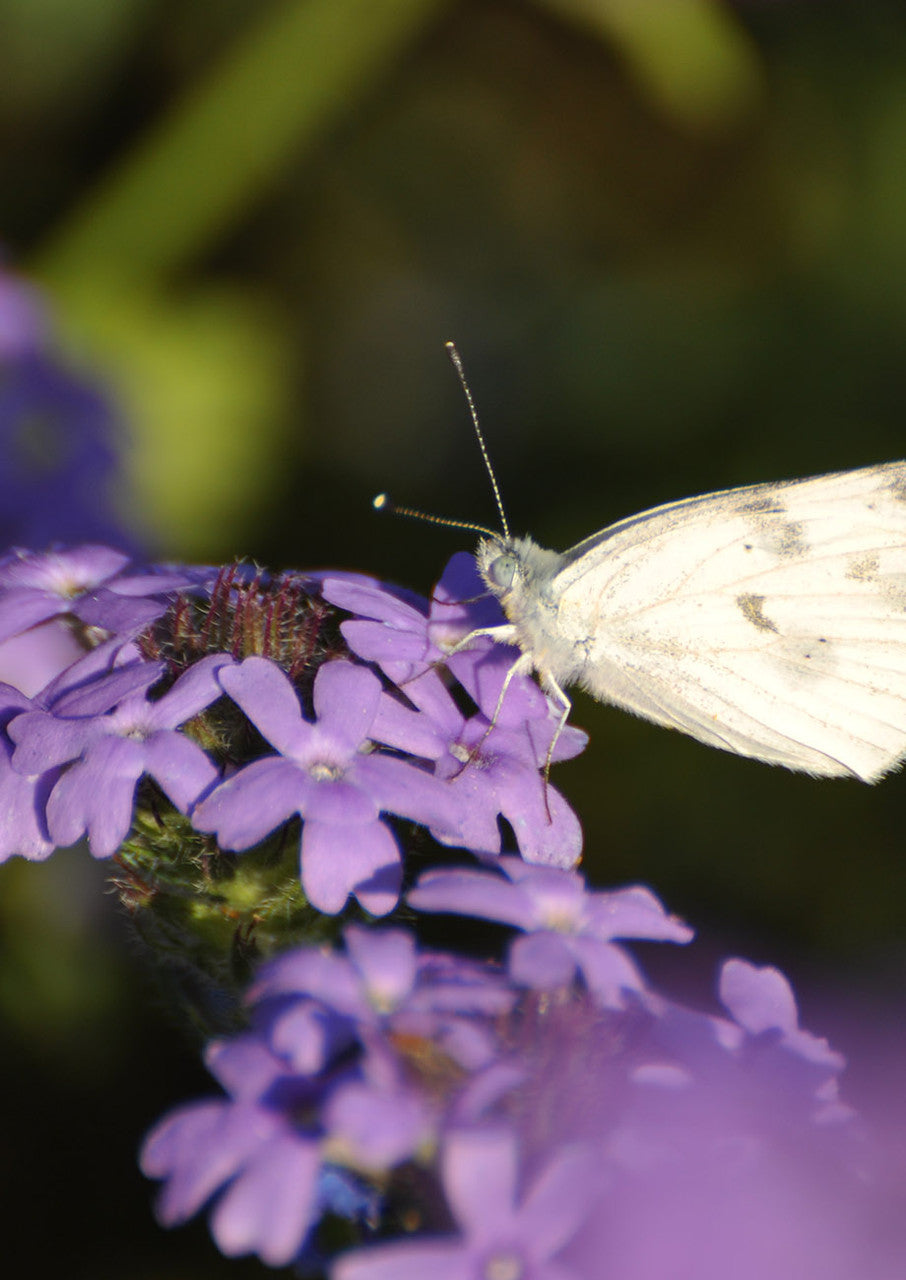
[142,732,220,812]
[46,736,144,855]
[301,818,401,916]
[353,753,457,831]
[219,657,309,756]
[192,757,306,849]
[311,661,381,752]
[210,1131,321,1267]
[149,652,234,728]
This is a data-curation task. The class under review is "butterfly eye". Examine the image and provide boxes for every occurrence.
[488,553,517,590]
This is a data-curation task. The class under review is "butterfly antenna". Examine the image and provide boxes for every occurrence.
[445,341,511,540]
[372,493,499,540]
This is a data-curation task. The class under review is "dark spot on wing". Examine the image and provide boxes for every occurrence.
[736,492,808,558]
[879,578,906,611]
[847,553,880,582]
[771,519,807,557]
[738,497,785,515]
[737,593,779,633]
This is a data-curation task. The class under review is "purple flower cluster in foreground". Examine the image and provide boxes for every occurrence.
[142,859,896,1279]
[0,545,585,914]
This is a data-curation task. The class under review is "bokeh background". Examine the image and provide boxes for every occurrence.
[2,1,906,1275]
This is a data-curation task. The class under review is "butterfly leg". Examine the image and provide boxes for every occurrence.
[484,649,534,731]
[540,673,572,822]
[446,623,519,655]
[394,624,519,696]
[447,629,572,822]
[449,649,533,778]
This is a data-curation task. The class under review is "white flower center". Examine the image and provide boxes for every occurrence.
[543,906,580,933]
[484,1253,524,1280]
[308,760,344,782]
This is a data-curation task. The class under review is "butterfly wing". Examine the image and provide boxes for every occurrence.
[550,461,906,780]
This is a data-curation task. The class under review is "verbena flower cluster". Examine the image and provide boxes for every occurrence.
[142,905,872,1279]
[2,535,904,1278]
[0,546,585,904]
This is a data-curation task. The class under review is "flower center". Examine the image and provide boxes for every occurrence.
[451,738,493,771]
[308,760,344,782]
[543,907,579,933]
[484,1253,524,1280]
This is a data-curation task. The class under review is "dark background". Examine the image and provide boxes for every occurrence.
[2,1,906,1275]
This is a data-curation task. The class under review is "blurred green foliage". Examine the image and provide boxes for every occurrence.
[3,1,906,1275]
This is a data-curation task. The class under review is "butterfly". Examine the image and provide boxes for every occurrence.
[382,345,906,782]
[473,461,906,782]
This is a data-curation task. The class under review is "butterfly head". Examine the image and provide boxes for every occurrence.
[476,533,514,585]
[476,534,518,602]
[476,534,562,622]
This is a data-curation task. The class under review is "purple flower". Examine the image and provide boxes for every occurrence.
[547,975,872,1280]
[0,619,87,697]
[141,1093,324,1267]
[712,959,853,1124]
[374,666,585,866]
[0,267,45,358]
[0,683,57,860]
[0,546,204,644]
[141,927,515,1268]
[7,653,228,856]
[409,858,693,1005]
[0,387,122,551]
[719,959,845,1074]
[210,993,438,1171]
[0,547,129,639]
[140,1041,426,1267]
[141,902,902,1279]
[324,553,556,730]
[250,925,514,1075]
[327,554,588,866]
[322,554,502,686]
[0,362,131,549]
[0,262,144,549]
[193,657,457,915]
[334,1130,598,1280]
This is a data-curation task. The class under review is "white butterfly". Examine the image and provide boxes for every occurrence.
[380,346,906,783]
[473,460,906,783]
